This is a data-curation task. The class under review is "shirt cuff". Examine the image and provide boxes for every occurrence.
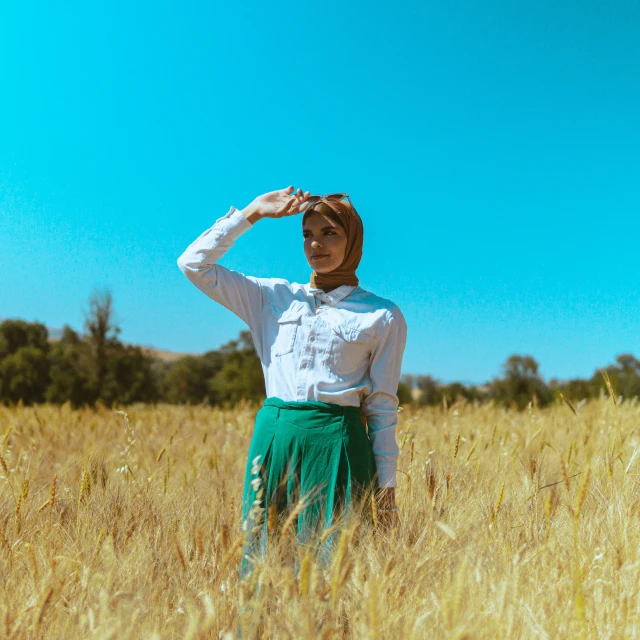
[374,456,397,488]
[227,206,254,231]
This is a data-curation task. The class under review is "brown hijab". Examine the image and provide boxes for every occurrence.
[302,200,364,292]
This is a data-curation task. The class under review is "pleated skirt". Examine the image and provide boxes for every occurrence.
[239,396,377,578]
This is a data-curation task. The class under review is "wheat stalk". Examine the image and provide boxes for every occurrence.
[368,574,380,639]
[173,535,187,572]
[49,474,57,512]
[559,391,577,417]
[1,425,12,447]
[280,495,310,539]
[602,371,617,407]
[560,459,571,492]
[330,528,350,610]
[15,493,22,533]
[575,468,590,520]
[267,504,277,533]
[34,586,54,627]
[0,529,10,554]
[490,482,505,526]
[299,549,311,597]
[0,452,19,510]
[465,440,478,465]
[544,486,556,543]
[370,495,379,531]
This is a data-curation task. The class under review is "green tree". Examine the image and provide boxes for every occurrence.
[439,381,482,405]
[0,319,49,360]
[160,351,225,404]
[551,377,593,403]
[84,288,120,402]
[490,354,552,410]
[100,343,159,404]
[0,346,50,404]
[592,353,640,401]
[46,325,92,406]
[209,331,265,406]
[416,375,441,406]
[397,375,414,406]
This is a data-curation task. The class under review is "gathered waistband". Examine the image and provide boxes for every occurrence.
[263,396,362,419]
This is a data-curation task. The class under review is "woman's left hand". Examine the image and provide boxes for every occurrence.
[375,487,399,531]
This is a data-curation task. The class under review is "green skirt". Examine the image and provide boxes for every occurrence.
[239,396,377,577]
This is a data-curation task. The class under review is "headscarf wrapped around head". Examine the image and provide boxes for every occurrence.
[302,200,364,292]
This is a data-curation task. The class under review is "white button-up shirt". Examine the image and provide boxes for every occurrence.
[177,206,407,487]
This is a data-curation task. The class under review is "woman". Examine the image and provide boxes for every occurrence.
[177,186,407,575]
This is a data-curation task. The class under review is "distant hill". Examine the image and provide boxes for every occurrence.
[139,346,195,362]
[41,324,197,362]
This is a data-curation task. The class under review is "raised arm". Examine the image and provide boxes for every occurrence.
[177,186,310,329]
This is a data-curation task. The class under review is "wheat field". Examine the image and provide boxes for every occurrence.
[1,394,639,639]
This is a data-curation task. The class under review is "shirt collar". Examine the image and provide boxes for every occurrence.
[305,283,358,306]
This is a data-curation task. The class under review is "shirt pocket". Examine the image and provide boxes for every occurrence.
[329,323,375,376]
[269,301,307,357]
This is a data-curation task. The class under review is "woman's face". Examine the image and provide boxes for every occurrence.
[302,210,348,273]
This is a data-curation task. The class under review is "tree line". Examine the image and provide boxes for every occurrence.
[1,289,636,409]
[407,353,640,410]
[0,289,265,408]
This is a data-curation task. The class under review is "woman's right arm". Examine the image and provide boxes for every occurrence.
[177,186,310,329]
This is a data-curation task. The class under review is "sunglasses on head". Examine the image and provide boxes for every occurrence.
[303,193,354,211]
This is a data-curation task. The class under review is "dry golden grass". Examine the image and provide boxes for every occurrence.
[1,395,640,638]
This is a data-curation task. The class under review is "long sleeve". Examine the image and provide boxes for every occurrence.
[361,305,408,488]
[177,206,265,330]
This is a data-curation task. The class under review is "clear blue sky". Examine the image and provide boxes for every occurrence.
[1,1,638,384]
